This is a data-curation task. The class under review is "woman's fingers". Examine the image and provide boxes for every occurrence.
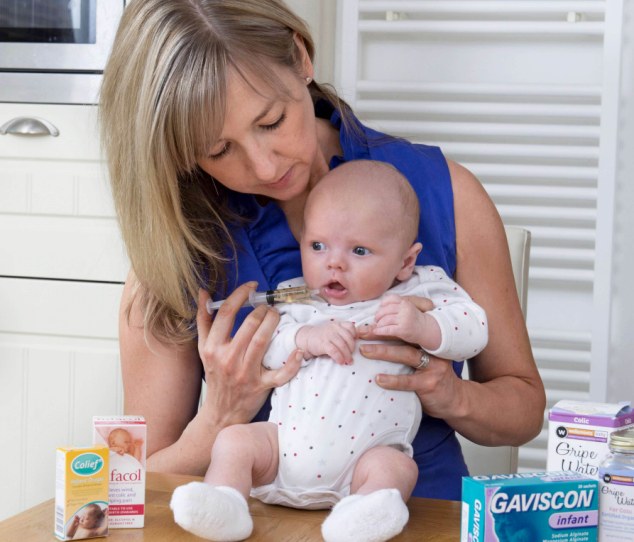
[402,295,434,312]
[375,372,421,391]
[196,288,213,346]
[240,307,280,368]
[207,281,258,343]
[262,349,304,388]
[360,341,423,369]
[360,342,432,391]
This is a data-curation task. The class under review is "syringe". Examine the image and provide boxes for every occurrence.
[206,285,319,313]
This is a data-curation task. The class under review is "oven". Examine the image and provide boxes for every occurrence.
[0,1,125,104]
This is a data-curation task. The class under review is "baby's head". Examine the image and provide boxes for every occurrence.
[301,160,422,305]
[108,428,133,453]
[79,503,104,529]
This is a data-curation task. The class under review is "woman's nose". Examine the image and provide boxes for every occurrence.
[246,140,277,181]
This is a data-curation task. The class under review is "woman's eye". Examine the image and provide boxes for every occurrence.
[353,246,370,256]
[208,142,230,160]
[311,241,325,251]
[262,112,286,131]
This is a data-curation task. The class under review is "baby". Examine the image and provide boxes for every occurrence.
[66,503,108,540]
[107,428,144,461]
[171,160,489,542]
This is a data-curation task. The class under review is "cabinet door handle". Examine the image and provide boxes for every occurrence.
[0,117,60,137]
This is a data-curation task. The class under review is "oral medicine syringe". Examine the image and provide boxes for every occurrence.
[206,285,319,313]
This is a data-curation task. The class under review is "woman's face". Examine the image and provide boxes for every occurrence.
[197,63,322,202]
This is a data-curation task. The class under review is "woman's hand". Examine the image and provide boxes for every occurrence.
[196,283,303,427]
[119,273,302,476]
[357,325,462,419]
[359,293,459,418]
[358,160,545,448]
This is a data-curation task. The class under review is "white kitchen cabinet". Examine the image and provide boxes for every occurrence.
[0,103,128,281]
[0,103,127,520]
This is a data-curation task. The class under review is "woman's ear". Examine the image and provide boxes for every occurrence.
[293,33,314,81]
[396,242,423,281]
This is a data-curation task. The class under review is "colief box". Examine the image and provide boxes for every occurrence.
[93,416,146,528]
[547,400,634,479]
[461,471,598,542]
[54,445,109,541]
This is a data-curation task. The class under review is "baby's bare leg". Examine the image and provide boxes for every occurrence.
[170,422,278,541]
[204,421,279,498]
[350,445,418,499]
[322,446,417,542]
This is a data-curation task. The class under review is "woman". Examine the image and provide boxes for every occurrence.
[100,0,545,500]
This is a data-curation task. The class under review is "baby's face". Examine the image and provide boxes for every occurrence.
[80,507,102,529]
[301,193,410,305]
[109,429,133,452]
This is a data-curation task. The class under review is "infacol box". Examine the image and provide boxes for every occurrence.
[93,416,146,528]
[461,472,598,542]
[547,400,634,479]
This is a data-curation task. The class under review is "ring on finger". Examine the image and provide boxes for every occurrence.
[415,350,430,370]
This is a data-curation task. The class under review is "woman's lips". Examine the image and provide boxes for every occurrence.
[267,166,293,190]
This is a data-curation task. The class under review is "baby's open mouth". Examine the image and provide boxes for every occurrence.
[323,281,348,300]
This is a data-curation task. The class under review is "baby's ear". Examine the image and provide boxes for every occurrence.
[396,242,423,281]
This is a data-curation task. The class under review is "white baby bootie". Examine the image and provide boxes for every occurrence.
[170,481,253,541]
[321,488,409,542]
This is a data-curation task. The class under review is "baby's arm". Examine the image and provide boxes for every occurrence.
[374,267,488,361]
[262,309,307,370]
[133,439,144,461]
[295,321,356,365]
[66,515,80,538]
[95,509,108,535]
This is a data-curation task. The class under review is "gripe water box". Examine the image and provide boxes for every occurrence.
[461,471,598,542]
[547,400,634,479]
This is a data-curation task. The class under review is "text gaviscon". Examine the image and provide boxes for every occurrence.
[490,489,595,514]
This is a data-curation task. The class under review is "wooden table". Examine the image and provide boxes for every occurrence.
[0,472,461,541]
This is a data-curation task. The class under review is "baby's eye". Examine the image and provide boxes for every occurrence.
[311,241,325,251]
[352,246,370,256]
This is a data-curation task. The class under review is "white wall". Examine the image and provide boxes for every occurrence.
[608,2,634,401]
[285,0,336,84]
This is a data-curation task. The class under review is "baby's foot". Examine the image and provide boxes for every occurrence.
[321,488,409,542]
[170,481,253,541]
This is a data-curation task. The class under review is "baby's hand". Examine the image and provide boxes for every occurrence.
[373,294,432,345]
[296,321,357,365]
[110,445,126,456]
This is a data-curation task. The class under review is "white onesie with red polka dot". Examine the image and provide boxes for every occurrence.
[250,266,488,509]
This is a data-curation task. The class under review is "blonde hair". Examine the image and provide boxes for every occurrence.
[100,0,350,343]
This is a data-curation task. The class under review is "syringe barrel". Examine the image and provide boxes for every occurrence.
[206,285,316,313]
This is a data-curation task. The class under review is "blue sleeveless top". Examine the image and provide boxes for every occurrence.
[220,101,468,500]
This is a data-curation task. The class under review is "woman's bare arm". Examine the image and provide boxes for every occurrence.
[445,159,545,445]
[120,273,302,475]
[361,160,545,446]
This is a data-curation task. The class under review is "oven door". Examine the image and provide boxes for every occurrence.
[0,0,124,72]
